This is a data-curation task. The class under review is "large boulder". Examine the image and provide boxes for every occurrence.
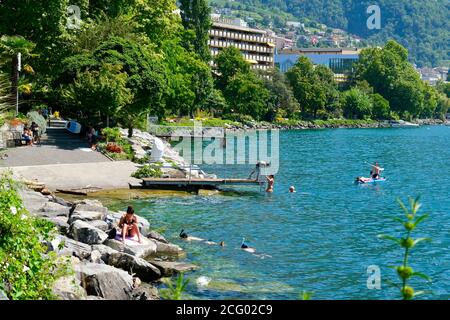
[39,202,71,217]
[104,238,157,259]
[107,252,161,282]
[68,210,106,223]
[52,275,87,300]
[152,239,184,256]
[18,189,49,214]
[91,244,120,263]
[47,235,92,259]
[74,263,134,300]
[69,220,108,245]
[89,250,103,264]
[149,260,198,277]
[88,220,109,232]
[44,216,70,234]
[131,282,160,300]
[72,200,107,215]
[147,230,168,244]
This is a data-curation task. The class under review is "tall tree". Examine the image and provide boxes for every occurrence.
[0,36,36,115]
[179,0,212,62]
[215,46,250,91]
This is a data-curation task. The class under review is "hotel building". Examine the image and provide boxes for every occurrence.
[208,18,276,71]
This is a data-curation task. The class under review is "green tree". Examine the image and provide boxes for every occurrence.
[371,93,390,120]
[162,39,213,117]
[353,40,428,118]
[60,37,167,136]
[260,68,300,119]
[0,36,36,115]
[215,46,250,91]
[224,71,271,120]
[133,0,182,46]
[341,88,372,120]
[179,0,212,62]
[62,64,133,125]
[286,56,338,119]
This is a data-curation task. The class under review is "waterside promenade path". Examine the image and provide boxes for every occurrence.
[0,125,140,191]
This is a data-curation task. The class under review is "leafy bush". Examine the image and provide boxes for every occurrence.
[378,197,431,300]
[131,164,163,179]
[26,111,47,134]
[102,127,122,143]
[0,172,61,299]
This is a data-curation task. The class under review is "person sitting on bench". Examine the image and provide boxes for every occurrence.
[22,127,33,146]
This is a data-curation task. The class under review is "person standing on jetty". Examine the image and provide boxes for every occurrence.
[266,175,275,193]
[119,206,143,243]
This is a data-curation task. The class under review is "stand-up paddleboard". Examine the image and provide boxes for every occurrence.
[66,120,81,134]
[355,177,386,184]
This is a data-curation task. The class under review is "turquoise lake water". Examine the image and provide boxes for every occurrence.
[112,126,450,300]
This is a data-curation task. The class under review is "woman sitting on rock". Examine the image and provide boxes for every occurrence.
[119,206,143,243]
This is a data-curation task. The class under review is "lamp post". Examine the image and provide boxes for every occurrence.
[15,52,21,116]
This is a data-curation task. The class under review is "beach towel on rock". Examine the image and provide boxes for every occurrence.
[115,233,140,246]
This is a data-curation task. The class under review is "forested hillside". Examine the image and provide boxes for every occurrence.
[212,0,449,67]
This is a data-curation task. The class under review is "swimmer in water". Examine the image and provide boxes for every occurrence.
[241,238,256,253]
[266,175,275,193]
[289,186,296,193]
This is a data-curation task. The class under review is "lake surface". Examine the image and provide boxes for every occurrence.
[110,126,450,300]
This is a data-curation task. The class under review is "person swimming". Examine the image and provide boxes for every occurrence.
[289,186,296,193]
[266,175,275,193]
[241,238,256,253]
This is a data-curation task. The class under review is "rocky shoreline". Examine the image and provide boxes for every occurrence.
[19,188,196,300]
[222,119,449,131]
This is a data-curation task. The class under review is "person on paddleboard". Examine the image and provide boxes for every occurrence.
[370,162,383,179]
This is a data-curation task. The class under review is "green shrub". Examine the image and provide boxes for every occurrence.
[102,127,122,142]
[0,172,61,299]
[160,273,190,300]
[131,164,163,179]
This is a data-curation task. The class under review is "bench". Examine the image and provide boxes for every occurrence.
[11,131,28,147]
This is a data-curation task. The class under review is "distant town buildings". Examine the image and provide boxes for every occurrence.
[208,16,276,70]
[275,48,361,82]
[416,67,449,85]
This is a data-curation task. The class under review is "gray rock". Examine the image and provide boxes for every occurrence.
[51,235,92,259]
[44,216,70,234]
[136,214,150,235]
[18,189,49,213]
[89,250,103,264]
[52,275,87,300]
[104,238,157,259]
[73,201,107,215]
[91,244,120,263]
[152,239,184,256]
[69,220,108,245]
[149,261,198,277]
[131,283,159,300]
[146,230,168,244]
[88,220,109,232]
[0,289,8,300]
[52,196,73,208]
[74,263,134,300]
[107,252,161,282]
[69,210,106,223]
[39,202,71,217]
[87,295,105,300]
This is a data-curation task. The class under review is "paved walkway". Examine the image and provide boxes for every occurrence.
[0,128,108,167]
[0,127,141,190]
